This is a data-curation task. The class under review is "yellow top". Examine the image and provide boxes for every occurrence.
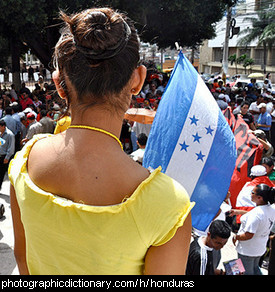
[54,116,71,134]
[8,134,194,275]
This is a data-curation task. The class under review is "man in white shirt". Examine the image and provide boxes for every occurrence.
[130,133,147,164]
[249,94,264,123]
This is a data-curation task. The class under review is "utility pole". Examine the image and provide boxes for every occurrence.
[222,4,232,85]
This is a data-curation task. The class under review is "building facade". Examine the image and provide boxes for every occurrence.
[199,0,275,82]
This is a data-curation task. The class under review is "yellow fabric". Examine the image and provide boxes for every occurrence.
[8,134,194,275]
[54,116,71,134]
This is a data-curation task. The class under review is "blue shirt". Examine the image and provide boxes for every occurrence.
[3,115,17,135]
[257,112,272,131]
[0,128,15,160]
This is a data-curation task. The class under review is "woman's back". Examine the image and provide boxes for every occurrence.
[9,134,193,274]
[28,131,149,207]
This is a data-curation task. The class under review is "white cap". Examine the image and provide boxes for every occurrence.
[258,103,266,109]
[250,165,267,177]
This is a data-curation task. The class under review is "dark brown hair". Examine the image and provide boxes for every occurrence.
[53,7,140,113]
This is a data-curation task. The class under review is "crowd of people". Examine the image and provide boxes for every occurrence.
[0,80,68,190]
[1,55,275,275]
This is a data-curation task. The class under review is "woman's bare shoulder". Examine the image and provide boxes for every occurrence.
[27,134,68,190]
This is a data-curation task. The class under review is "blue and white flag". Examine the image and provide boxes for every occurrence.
[143,51,237,231]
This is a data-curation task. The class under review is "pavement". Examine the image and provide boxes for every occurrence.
[0,172,267,275]
[0,173,18,275]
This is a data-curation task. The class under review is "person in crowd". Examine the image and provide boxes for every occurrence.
[19,83,31,96]
[10,103,22,153]
[10,84,18,101]
[239,101,256,130]
[234,165,274,221]
[39,110,55,134]
[3,107,17,135]
[21,113,42,145]
[19,112,28,141]
[232,96,244,115]
[261,156,275,183]
[130,133,147,164]
[146,82,157,97]
[253,129,274,158]
[54,112,71,134]
[249,94,264,124]
[19,92,33,111]
[32,94,42,110]
[0,120,15,189]
[9,7,194,275]
[233,184,275,275]
[2,92,12,110]
[186,220,231,275]
[256,103,272,142]
[216,94,228,110]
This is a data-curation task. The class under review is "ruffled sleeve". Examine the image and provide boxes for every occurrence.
[129,168,195,247]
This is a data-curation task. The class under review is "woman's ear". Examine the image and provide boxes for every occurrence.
[52,70,67,100]
[130,65,147,95]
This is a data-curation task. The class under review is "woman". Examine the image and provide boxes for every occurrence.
[233,184,275,275]
[9,7,194,275]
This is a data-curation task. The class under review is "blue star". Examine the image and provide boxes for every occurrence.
[179,141,189,152]
[192,132,202,143]
[189,115,199,126]
[205,125,214,136]
[196,151,206,162]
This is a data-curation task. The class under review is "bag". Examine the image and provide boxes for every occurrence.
[0,203,5,219]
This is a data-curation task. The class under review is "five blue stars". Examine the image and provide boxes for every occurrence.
[179,117,212,163]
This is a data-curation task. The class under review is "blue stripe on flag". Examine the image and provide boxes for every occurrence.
[190,110,236,230]
[143,52,198,172]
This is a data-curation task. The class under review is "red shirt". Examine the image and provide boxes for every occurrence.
[20,97,33,110]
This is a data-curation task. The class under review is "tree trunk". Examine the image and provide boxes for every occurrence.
[10,36,21,92]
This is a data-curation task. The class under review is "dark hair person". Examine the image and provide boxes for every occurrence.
[9,7,194,275]
[233,184,275,275]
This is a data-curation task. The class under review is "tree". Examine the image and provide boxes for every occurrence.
[0,0,229,90]
[237,7,275,74]
[243,57,254,74]
[236,54,255,75]
[228,54,239,74]
[124,0,228,49]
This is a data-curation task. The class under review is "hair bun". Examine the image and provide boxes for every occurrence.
[63,8,131,60]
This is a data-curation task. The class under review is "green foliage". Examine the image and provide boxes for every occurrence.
[126,0,227,49]
[238,7,275,47]
[0,0,228,68]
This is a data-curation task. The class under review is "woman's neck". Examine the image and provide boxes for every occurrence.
[70,104,124,139]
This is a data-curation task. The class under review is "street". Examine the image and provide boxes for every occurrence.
[0,173,18,275]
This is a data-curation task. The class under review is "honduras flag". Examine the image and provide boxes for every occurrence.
[143,51,237,231]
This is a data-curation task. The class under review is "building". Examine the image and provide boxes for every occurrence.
[199,0,275,83]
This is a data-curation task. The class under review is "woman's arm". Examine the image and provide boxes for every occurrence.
[10,184,29,275]
[144,213,192,275]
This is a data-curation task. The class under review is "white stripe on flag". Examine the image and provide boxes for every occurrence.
[166,76,219,198]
